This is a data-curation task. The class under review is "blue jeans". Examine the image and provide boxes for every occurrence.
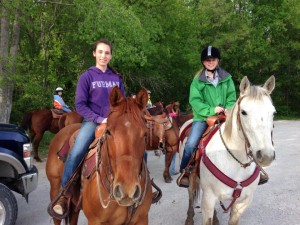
[169,153,177,175]
[61,120,98,187]
[180,121,207,172]
[144,151,148,163]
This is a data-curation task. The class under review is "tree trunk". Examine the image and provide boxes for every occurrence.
[0,7,10,123]
[0,7,21,123]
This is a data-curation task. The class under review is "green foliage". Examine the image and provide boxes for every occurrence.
[4,0,300,124]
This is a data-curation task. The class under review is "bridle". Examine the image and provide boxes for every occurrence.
[218,96,254,168]
[95,110,150,224]
[218,95,274,168]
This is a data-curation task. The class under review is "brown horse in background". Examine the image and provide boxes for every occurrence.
[21,109,82,162]
[145,101,179,183]
[149,100,193,183]
[46,87,152,225]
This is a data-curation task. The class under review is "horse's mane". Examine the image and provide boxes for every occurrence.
[112,97,145,126]
[224,84,272,138]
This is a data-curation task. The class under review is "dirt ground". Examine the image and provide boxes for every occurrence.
[15,120,300,225]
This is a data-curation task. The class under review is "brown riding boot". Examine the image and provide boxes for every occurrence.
[176,169,190,188]
[258,171,269,185]
[53,196,67,216]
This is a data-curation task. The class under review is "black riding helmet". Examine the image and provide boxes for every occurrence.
[201,46,221,61]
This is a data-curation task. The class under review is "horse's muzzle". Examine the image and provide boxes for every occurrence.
[113,183,141,206]
[256,150,275,166]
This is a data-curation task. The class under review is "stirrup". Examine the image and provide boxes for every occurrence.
[47,194,70,220]
[176,170,190,188]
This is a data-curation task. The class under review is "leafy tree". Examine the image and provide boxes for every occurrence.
[2,0,299,124]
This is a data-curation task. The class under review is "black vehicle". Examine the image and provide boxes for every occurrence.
[0,123,38,225]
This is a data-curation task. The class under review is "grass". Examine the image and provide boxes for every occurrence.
[274,115,300,120]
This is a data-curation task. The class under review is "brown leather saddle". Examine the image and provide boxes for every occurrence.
[57,123,106,175]
[51,109,66,119]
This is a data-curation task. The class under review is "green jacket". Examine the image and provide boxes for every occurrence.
[189,67,236,122]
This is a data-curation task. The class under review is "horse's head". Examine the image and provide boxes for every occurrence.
[230,76,276,167]
[166,101,180,115]
[105,86,148,206]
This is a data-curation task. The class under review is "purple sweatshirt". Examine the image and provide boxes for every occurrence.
[75,66,125,123]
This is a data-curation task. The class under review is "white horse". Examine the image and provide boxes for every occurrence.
[179,76,276,225]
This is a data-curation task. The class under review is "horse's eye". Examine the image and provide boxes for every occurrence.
[241,110,247,116]
[106,129,111,136]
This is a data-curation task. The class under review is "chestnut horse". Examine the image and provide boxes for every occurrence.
[46,87,152,225]
[21,109,82,162]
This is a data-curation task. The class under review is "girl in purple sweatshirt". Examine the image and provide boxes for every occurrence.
[53,38,125,216]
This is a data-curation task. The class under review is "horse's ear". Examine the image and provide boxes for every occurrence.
[263,75,275,94]
[135,88,148,109]
[110,86,123,106]
[239,76,250,95]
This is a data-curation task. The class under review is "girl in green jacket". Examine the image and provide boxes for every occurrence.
[177,46,237,188]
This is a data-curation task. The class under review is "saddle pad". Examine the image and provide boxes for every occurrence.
[57,138,71,162]
[82,148,97,179]
[179,119,193,142]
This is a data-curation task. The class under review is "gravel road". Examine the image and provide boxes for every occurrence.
[15,120,300,225]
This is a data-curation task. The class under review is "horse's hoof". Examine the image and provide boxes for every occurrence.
[35,157,43,162]
[164,176,173,183]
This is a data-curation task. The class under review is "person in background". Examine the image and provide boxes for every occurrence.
[52,38,125,216]
[146,90,152,109]
[53,87,72,113]
[177,46,237,188]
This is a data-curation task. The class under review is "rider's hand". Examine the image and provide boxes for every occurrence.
[214,106,225,114]
[224,109,229,116]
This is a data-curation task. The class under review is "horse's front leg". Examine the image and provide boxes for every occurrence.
[201,192,218,225]
[229,195,253,225]
[163,147,174,183]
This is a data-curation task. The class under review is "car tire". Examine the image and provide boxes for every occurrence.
[0,183,18,225]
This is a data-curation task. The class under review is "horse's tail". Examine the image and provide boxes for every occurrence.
[21,111,33,130]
